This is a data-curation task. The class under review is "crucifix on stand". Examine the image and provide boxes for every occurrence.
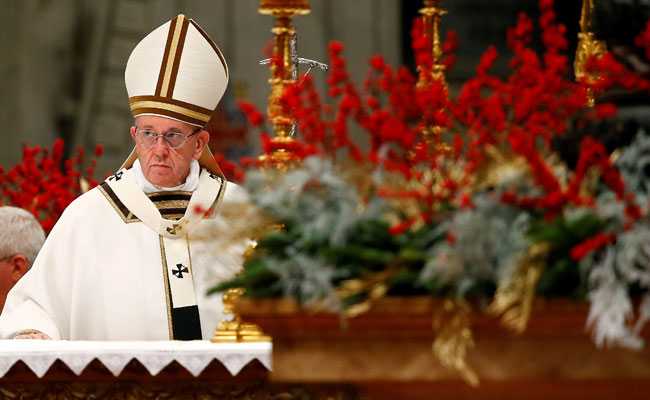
[212,0,326,344]
[256,0,327,170]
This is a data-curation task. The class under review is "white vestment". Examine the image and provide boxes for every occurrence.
[0,162,248,340]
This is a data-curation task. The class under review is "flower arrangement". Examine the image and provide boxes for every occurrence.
[214,0,650,383]
[0,139,103,232]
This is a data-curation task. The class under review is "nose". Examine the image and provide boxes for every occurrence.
[151,136,170,158]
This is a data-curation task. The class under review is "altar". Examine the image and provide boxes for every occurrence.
[0,341,272,398]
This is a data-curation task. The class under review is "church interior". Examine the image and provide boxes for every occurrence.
[1,0,650,399]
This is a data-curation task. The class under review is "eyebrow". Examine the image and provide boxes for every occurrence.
[136,125,185,133]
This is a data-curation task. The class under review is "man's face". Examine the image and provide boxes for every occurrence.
[131,115,209,188]
[0,255,29,313]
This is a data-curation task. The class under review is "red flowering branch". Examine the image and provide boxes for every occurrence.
[570,232,615,262]
[0,139,103,232]
[636,20,650,61]
[234,0,650,235]
[502,134,641,223]
[582,19,650,95]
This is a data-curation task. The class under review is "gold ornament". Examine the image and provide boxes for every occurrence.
[258,0,311,170]
[417,0,450,152]
[432,299,479,386]
[336,268,396,318]
[473,145,530,191]
[488,242,550,334]
[212,243,271,343]
[417,0,448,91]
[259,0,310,16]
[575,0,606,107]
[212,287,271,343]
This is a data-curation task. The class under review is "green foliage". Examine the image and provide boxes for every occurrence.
[209,127,650,328]
[528,212,608,297]
[223,216,444,305]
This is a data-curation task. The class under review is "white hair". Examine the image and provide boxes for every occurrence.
[0,207,46,265]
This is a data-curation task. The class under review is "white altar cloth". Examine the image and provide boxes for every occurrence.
[0,340,271,378]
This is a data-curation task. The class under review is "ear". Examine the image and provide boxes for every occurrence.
[9,254,30,283]
[193,130,210,160]
[130,126,137,141]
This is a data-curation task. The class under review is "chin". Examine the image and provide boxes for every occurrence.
[151,177,178,188]
[148,171,177,188]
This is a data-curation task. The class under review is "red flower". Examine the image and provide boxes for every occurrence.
[0,140,102,232]
[459,193,474,209]
[570,233,615,262]
[370,55,385,71]
[328,41,344,55]
[477,46,498,76]
[446,231,457,244]
[635,20,650,61]
[594,103,617,119]
[238,101,265,127]
[389,219,415,236]
[219,0,650,230]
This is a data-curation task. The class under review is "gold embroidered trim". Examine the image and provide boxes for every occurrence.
[147,190,193,197]
[100,185,191,224]
[130,100,211,122]
[186,237,194,277]
[160,15,185,97]
[150,199,190,209]
[159,236,174,339]
[98,184,140,224]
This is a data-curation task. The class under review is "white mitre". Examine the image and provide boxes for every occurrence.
[122,14,228,176]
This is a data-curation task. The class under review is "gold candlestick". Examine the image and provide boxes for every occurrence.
[212,243,271,343]
[575,0,606,107]
[417,0,448,91]
[258,0,311,170]
[417,0,450,151]
[212,287,271,343]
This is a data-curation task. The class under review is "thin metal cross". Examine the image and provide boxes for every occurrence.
[259,35,328,137]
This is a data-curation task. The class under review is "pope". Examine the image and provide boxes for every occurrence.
[0,14,248,340]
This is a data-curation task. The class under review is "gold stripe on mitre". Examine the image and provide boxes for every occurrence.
[129,100,211,123]
[160,14,186,97]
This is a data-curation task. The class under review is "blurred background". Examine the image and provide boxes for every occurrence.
[0,0,648,175]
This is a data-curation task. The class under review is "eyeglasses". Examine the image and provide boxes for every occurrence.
[135,127,201,149]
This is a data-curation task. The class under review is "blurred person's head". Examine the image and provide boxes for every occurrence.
[0,207,46,312]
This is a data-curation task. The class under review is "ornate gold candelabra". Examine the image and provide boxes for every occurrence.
[258,0,311,170]
[417,0,449,151]
[417,0,448,90]
[575,0,606,107]
[212,243,271,343]
[212,287,271,343]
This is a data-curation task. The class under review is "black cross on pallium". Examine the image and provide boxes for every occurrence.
[109,171,123,181]
[172,263,189,279]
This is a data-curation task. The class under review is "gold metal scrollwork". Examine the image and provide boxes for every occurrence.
[575,0,606,107]
[432,299,479,386]
[488,242,550,334]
